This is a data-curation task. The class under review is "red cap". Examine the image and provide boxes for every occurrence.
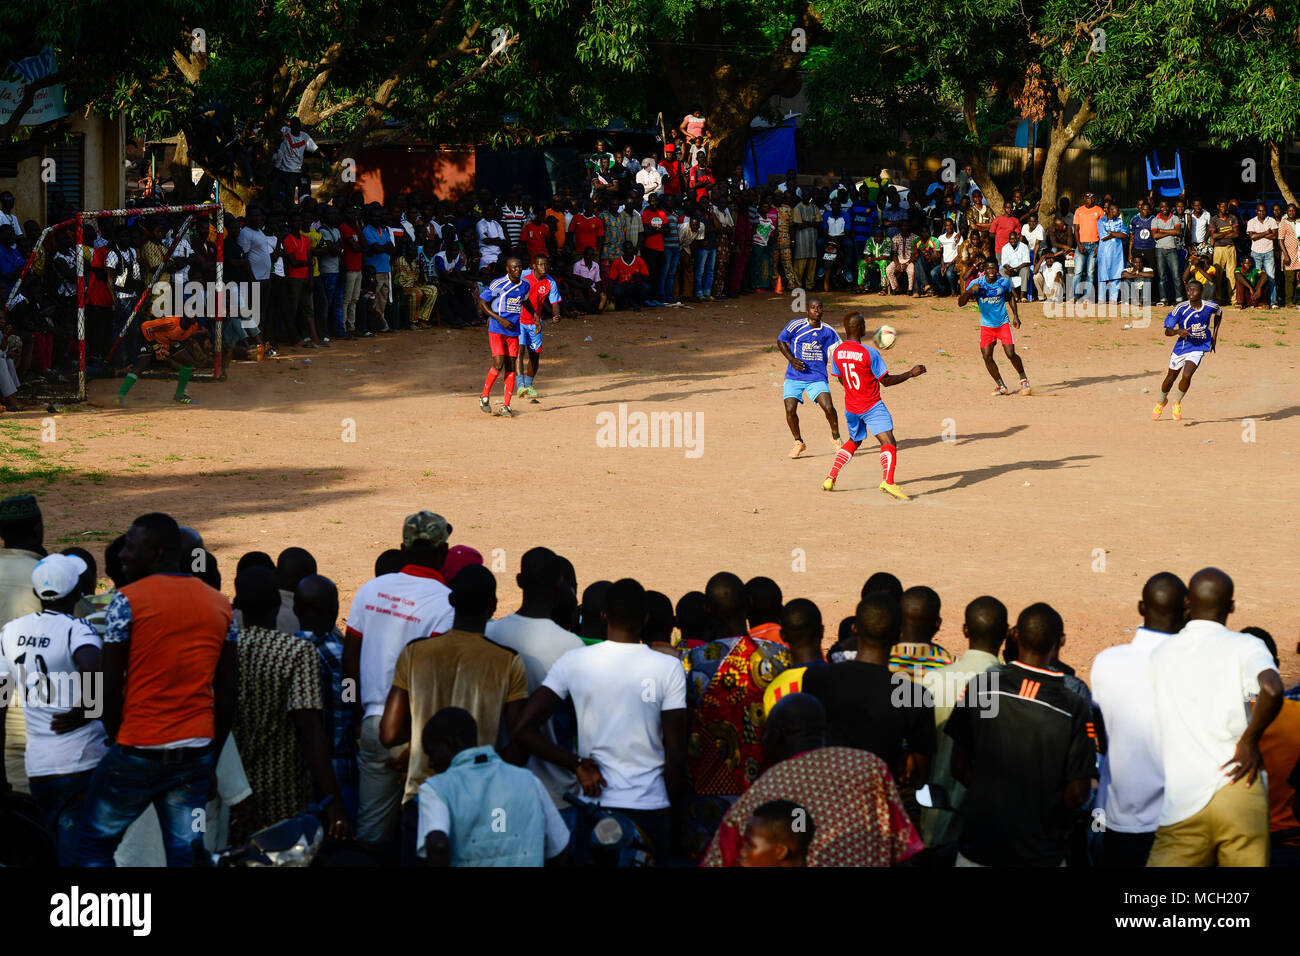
[664,143,676,153]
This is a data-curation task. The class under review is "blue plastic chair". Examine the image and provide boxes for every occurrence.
[1145,150,1184,198]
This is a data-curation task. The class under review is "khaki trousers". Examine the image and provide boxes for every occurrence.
[1147,776,1270,867]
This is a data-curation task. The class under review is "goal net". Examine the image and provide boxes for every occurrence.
[2,202,228,401]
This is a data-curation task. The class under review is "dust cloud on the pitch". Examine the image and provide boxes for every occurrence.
[595,404,704,459]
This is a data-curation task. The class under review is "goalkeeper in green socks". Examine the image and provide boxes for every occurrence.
[117,313,204,406]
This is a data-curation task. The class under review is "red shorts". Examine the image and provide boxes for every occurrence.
[488,332,520,357]
[979,324,1014,348]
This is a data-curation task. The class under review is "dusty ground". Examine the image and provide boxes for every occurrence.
[4,288,1298,683]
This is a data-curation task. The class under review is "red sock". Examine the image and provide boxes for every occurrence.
[503,372,516,406]
[481,367,500,398]
[828,439,859,479]
[880,443,897,484]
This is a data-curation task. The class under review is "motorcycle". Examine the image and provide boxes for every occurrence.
[563,793,656,867]
[193,798,332,867]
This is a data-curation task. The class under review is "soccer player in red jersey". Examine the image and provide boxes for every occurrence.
[824,312,926,499]
[517,255,562,401]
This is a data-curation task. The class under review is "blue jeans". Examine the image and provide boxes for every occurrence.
[29,769,96,866]
[693,248,716,298]
[1152,248,1180,303]
[938,261,957,295]
[1256,248,1278,304]
[659,248,681,302]
[320,272,344,336]
[1073,242,1098,299]
[77,743,215,866]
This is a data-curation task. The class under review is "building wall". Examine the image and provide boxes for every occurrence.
[354,148,475,204]
[0,113,124,228]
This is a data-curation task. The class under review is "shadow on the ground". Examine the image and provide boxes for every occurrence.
[0,464,366,543]
[903,424,1030,450]
[907,454,1102,497]
[1182,404,1300,427]
[1034,370,1154,393]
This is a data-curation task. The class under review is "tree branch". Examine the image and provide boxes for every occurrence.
[315,29,520,201]
[171,47,209,85]
[295,41,347,124]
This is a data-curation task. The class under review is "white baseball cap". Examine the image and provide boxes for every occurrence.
[32,553,88,601]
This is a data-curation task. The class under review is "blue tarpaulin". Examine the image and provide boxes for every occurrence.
[743,121,797,190]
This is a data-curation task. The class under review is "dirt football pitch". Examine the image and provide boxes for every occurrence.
[4,288,1297,683]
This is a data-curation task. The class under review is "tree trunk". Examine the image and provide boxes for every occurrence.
[667,73,777,176]
[658,1,820,176]
[962,89,1005,213]
[1269,140,1297,206]
[1035,98,1094,224]
[165,132,198,203]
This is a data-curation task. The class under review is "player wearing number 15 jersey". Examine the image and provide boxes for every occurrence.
[824,312,927,500]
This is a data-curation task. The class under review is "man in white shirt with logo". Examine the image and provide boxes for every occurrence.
[272,116,318,205]
[511,578,687,865]
[1089,572,1185,867]
[484,547,584,814]
[344,511,454,848]
[1147,567,1284,867]
[0,553,107,864]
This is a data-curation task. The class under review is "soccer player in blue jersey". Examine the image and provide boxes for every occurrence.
[776,298,842,458]
[958,256,1031,395]
[478,256,533,417]
[1152,279,1222,422]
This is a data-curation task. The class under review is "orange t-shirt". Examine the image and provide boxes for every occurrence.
[544,208,566,250]
[1074,204,1105,243]
[113,574,234,747]
[141,316,201,346]
[1260,698,1300,834]
[748,622,786,646]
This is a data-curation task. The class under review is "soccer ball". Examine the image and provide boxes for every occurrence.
[874,325,897,350]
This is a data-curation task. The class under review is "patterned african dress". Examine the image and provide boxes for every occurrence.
[859,235,892,285]
[599,211,623,265]
[681,635,790,857]
[701,746,924,866]
[231,626,325,844]
[776,204,795,287]
[712,205,734,298]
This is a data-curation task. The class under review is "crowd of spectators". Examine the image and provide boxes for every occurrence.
[1,493,1296,867]
[4,114,1300,414]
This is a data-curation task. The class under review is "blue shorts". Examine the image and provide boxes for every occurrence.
[844,402,893,441]
[783,379,830,403]
[518,322,542,353]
